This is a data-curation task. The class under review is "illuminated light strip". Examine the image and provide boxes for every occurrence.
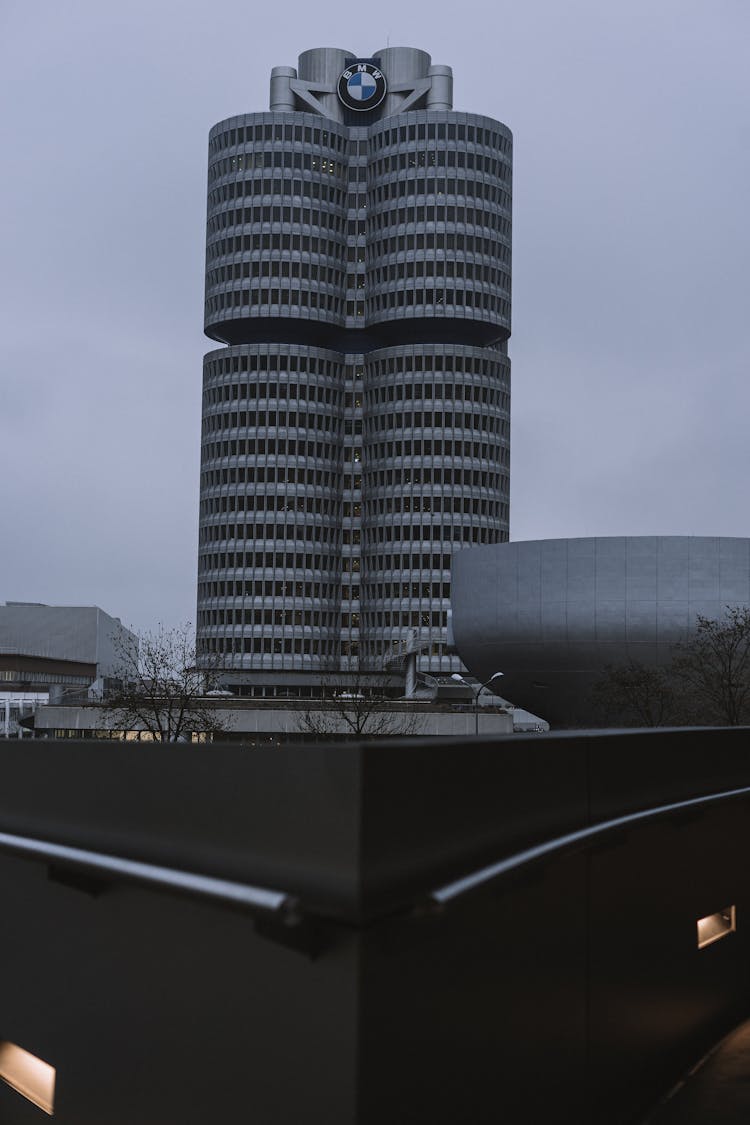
[0,1041,55,1115]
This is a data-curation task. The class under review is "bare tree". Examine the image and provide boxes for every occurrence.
[591,606,750,727]
[296,664,424,740]
[591,660,677,727]
[104,623,232,742]
[670,606,750,726]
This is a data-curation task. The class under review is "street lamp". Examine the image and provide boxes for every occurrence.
[451,671,504,736]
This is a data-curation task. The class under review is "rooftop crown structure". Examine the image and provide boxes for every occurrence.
[196,47,512,695]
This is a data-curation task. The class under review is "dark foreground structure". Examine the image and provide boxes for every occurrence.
[2,731,750,1123]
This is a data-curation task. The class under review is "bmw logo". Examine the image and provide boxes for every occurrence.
[338,62,387,112]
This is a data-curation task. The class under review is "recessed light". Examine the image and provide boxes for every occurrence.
[697,906,736,950]
[0,1041,55,1115]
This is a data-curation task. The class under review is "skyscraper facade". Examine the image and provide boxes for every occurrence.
[196,47,512,694]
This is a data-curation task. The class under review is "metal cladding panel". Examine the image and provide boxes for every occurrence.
[451,536,750,724]
[0,605,134,672]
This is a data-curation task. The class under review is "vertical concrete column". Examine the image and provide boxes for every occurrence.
[269,66,297,110]
[427,65,453,110]
[297,48,353,121]
[374,47,431,116]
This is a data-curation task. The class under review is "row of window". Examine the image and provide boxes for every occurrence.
[203,406,337,434]
[371,148,509,178]
[206,288,340,319]
[366,467,508,489]
[210,156,346,192]
[201,437,506,465]
[204,352,342,376]
[0,670,90,685]
[200,493,341,516]
[367,391,507,414]
[201,609,340,628]
[207,204,349,238]
[206,231,344,263]
[201,465,506,492]
[199,447,508,497]
[196,552,460,601]
[201,466,343,489]
[206,255,510,296]
[366,438,506,462]
[367,410,507,437]
[198,526,501,577]
[206,228,507,263]
[369,496,503,517]
[201,463,339,490]
[207,173,509,217]
[199,494,502,538]
[205,253,510,292]
[209,122,347,157]
[211,153,345,183]
[202,438,339,462]
[208,141,510,190]
[371,120,511,154]
[366,374,507,398]
[364,525,503,544]
[203,378,339,406]
[206,259,344,290]
[200,579,338,600]
[373,203,511,239]
[199,551,339,573]
[367,284,508,317]
[200,636,339,656]
[369,258,509,288]
[200,519,339,543]
[370,178,510,211]
[360,610,448,628]
[206,200,511,244]
[203,404,504,437]
[206,287,510,321]
[199,605,452,630]
[208,275,509,307]
[363,640,449,660]
[366,230,510,261]
[364,581,450,599]
[196,583,453,613]
[203,354,508,386]
[208,175,347,210]
[208,118,510,160]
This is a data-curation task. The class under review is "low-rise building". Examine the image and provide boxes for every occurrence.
[0,603,136,735]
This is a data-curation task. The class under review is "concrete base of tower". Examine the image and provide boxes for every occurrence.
[32,699,515,740]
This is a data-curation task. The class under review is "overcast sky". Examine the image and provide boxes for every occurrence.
[1,0,747,633]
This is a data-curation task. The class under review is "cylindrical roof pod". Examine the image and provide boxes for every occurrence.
[269,66,297,111]
[373,46,431,117]
[297,48,353,121]
[426,65,453,110]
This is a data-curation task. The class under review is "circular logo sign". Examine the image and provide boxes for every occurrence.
[338,63,387,112]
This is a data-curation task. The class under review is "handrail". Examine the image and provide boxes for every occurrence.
[4,783,750,929]
[0,829,291,915]
[430,783,750,907]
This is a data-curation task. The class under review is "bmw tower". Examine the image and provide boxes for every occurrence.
[197,47,512,696]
